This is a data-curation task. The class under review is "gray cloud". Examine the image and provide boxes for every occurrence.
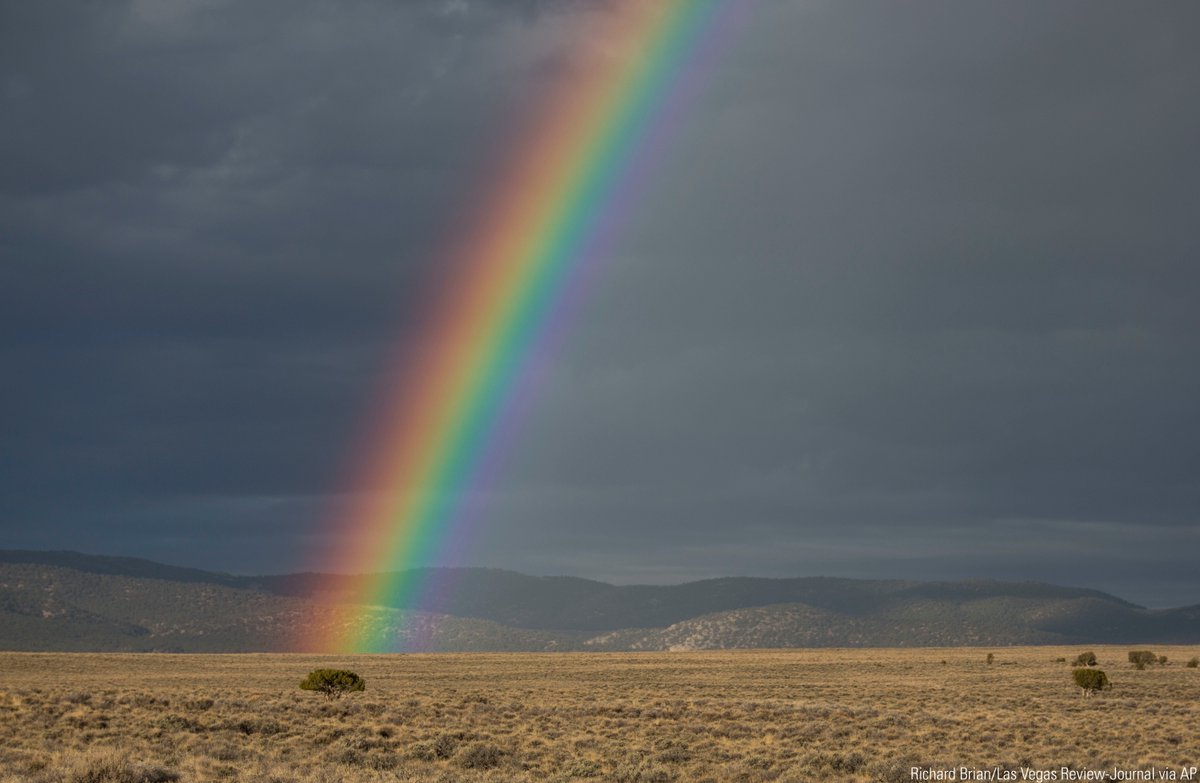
[2,0,1198,607]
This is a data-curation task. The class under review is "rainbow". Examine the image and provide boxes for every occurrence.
[315,0,744,653]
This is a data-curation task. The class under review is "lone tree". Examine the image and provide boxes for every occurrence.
[1128,650,1156,670]
[300,669,365,700]
[1073,651,1097,667]
[1073,668,1110,697]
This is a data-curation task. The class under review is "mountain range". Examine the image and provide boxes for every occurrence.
[2,549,1198,652]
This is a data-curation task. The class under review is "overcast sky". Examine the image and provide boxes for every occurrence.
[2,1,1198,607]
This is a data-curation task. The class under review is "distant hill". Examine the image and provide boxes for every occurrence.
[0,549,249,588]
[0,561,582,653]
[583,598,1200,650]
[0,550,1197,652]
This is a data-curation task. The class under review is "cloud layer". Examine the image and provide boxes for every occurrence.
[3,0,1198,606]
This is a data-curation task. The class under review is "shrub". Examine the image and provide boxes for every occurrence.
[64,751,179,783]
[299,669,365,700]
[1128,651,1156,670]
[455,741,506,770]
[1072,668,1110,697]
[1157,655,1168,666]
[986,653,994,665]
[406,741,436,761]
[433,732,461,759]
[233,717,285,735]
[1072,651,1097,667]
[610,759,673,783]
[1186,657,1199,669]
[870,756,923,783]
[565,759,603,778]
[655,746,691,765]
[157,714,203,733]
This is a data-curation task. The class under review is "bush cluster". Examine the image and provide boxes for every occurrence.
[1072,651,1097,667]
[1127,651,1156,670]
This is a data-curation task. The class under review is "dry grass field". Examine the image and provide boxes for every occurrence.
[0,647,1197,782]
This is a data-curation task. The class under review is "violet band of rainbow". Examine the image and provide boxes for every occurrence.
[318,0,747,653]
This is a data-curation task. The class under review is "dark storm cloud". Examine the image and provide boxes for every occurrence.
[2,0,1198,606]
[466,0,1200,605]
[1,0,583,540]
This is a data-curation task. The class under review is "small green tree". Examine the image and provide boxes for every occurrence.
[1128,650,1156,670]
[1072,668,1109,697]
[300,669,365,700]
[1072,651,1097,667]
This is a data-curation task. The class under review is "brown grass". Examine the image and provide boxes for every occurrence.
[0,647,1196,782]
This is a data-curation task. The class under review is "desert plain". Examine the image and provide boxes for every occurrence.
[0,646,1197,782]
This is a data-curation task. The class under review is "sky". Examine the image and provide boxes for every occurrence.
[2,0,1198,608]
